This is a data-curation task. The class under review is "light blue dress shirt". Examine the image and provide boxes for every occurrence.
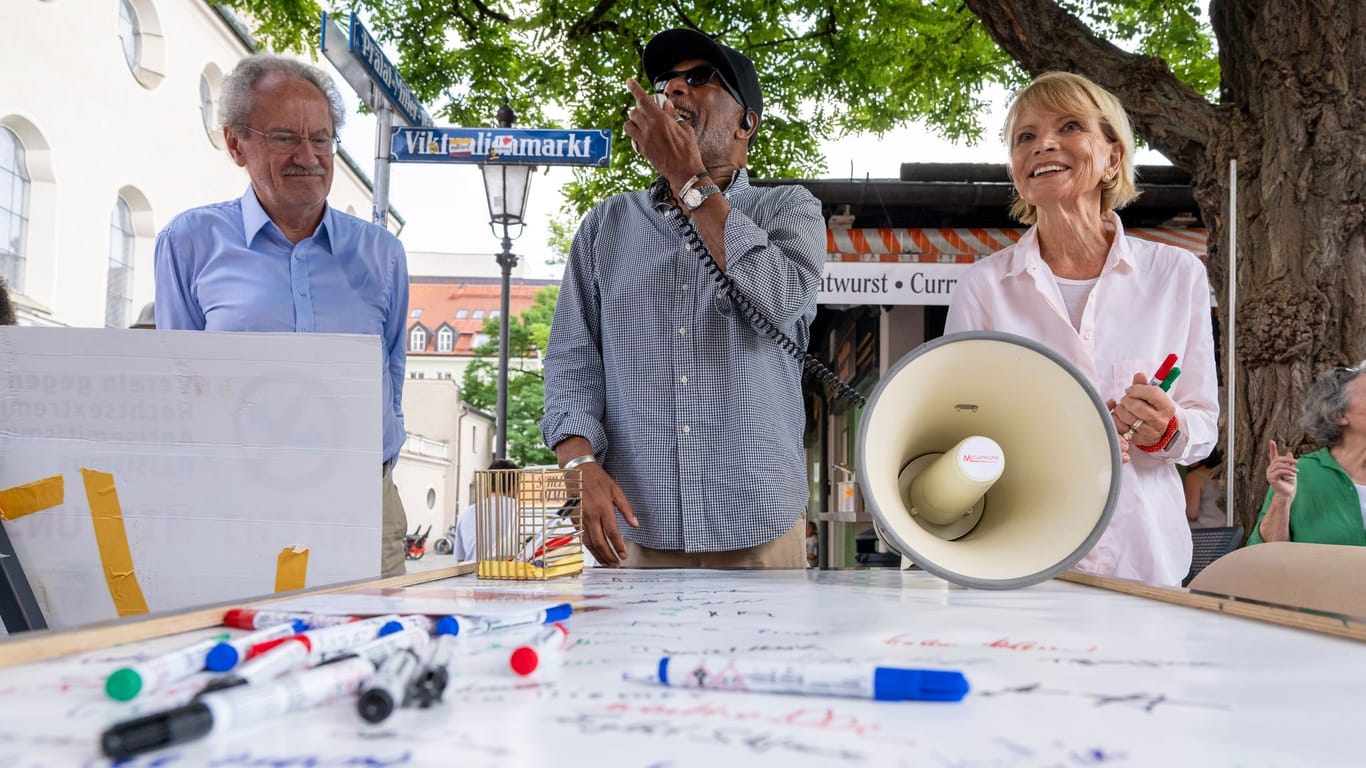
[154,187,409,462]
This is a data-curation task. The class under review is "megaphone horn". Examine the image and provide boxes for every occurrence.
[856,331,1120,589]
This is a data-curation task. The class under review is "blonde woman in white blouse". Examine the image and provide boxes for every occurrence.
[946,72,1218,587]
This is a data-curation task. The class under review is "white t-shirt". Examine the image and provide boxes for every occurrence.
[1355,483,1366,529]
[1052,274,1099,332]
[452,496,517,562]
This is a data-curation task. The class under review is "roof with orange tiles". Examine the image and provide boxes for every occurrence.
[407,277,559,356]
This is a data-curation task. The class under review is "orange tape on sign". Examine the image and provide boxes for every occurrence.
[80,469,149,617]
[275,547,309,592]
[0,475,64,520]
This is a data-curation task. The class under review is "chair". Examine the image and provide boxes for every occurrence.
[1183,525,1243,587]
[1188,542,1366,618]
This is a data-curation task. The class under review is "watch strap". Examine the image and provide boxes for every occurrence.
[676,172,711,203]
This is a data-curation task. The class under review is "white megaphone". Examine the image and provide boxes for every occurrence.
[856,331,1120,589]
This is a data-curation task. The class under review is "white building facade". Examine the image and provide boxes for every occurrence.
[1,0,398,328]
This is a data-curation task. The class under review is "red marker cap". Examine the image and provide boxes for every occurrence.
[1153,354,1178,382]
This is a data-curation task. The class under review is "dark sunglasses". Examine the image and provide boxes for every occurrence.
[653,65,745,108]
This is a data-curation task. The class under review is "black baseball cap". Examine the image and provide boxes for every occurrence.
[643,29,763,130]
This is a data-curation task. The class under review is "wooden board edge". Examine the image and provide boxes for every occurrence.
[1057,571,1366,643]
[0,562,477,668]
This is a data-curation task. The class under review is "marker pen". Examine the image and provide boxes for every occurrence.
[356,648,423,723]
[509,623,569,676]
[244,614,397,662]
[104,632,231,701]
[199,625,427,697]
[223,608,358,631]
[329,626,431,667]
[101,654,383,760]
[1159,366,1181,392]
[378,614,435,637]
[648,656,969,702]
[197,637,311,696]
[433,603,572,637]
[204,621,305,672]
[408,633,459,708]
[1148,354,1178,386]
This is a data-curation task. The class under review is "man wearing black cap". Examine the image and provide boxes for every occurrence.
[542,29,823,569]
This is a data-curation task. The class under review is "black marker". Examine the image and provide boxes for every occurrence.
[408,632,460,707]
[357,648,422,723]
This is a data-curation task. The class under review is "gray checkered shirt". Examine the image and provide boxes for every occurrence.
[541,169,823,551]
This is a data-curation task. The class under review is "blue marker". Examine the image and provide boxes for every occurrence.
[433,602,572,637]
[646,656,968,702]
[204,620,306,672]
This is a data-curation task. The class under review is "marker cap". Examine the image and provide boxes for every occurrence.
[435,616,460,636]
[101,702,214,759]
[104,668,143,701]
[872,667,969,702]
[357,688,395,724]
[509,647,540,676]
[544,603,573,623]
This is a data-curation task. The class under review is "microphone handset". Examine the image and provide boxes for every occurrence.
[648,177,866,407]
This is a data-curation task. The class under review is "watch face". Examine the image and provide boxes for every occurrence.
[683,188,703,210]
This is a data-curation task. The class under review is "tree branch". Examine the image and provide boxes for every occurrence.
[463,0,511,25]
[567,0,622,40]
[963,0,1217,172]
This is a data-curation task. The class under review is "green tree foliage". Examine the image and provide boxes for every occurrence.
[215,0,1216,219]
[459,286,558,467]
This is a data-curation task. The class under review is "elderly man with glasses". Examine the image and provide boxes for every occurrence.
[541,29,824,569]
[153,54,410,577]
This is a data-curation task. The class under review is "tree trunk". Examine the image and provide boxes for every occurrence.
[1209,0,1366,534]
[965,0,1366,536]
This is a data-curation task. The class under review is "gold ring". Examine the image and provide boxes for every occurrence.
[1121,428,1137,442]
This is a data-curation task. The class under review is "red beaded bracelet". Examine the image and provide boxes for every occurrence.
[1137,417,1179,453]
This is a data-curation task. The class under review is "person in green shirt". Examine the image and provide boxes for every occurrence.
[1249,364,1366,546]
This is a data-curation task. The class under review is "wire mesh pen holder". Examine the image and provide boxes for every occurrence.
[475,467,585,580]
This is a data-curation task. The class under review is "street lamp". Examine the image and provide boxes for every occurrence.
[480,100,534,460]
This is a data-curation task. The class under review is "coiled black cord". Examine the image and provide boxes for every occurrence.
[651,178,867,407]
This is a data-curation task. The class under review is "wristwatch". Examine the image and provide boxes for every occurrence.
[678,173,720,211]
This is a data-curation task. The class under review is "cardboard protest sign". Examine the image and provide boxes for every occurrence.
[0,329,382,629]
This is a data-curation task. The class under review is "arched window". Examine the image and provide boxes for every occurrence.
[437,326,454,352]
[198,65,225,148]
[106,198,136,327]
[118,0,141,72]
[409,327,427,352]
[117,0,165,89]
[0,126,29,292]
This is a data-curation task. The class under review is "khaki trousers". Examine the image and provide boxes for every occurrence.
[623,519,806,569]
[381,462,408,578]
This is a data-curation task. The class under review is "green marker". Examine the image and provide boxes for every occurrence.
[1159,366,1181,392]
[105,632,231,701]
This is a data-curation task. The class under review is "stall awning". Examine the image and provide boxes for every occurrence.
[825,226,1206,262]
[818,227,1209,306]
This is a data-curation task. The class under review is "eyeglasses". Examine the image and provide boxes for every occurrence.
[235,125,340,155]
[652,65,745,109]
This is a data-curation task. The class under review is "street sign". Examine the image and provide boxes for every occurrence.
[391,127,612,167]
[319,12,433,128]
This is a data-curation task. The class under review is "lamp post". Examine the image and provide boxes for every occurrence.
[480,101,534,460]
